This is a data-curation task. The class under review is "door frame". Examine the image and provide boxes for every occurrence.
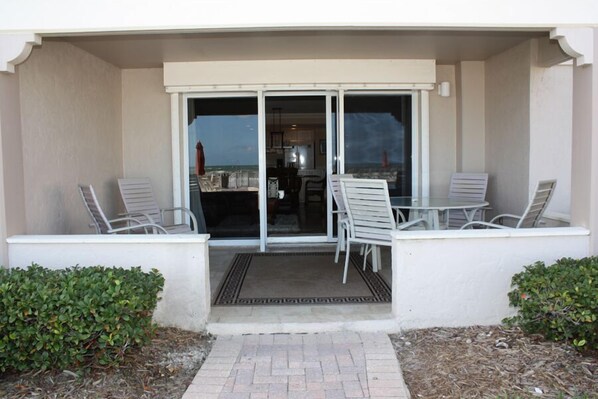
[175,87,430,250]
[262,91,337,250]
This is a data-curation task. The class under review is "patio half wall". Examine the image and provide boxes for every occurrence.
[391,227,590,329]
[7,234,210,332]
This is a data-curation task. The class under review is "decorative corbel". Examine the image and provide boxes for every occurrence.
[550,27,594,67]
[0,33,42,74]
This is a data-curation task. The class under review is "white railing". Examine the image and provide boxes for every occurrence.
[7,234,211,332]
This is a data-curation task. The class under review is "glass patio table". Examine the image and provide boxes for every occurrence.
[390,196,490,230]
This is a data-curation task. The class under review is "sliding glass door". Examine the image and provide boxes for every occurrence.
[187,96,259,239]
[264,95,329,239]
[343,94,412,197]
[184,91,414,245]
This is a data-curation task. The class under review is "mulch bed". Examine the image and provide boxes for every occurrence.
[390,325,597,399]
[0,327,213,399]
[2,325,596,398]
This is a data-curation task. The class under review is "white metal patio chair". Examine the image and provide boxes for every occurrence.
[118,178,198,234]
[78,184,167,234]
[461,179,556,230]
[328,173,353,263]
[446,172,489,229]
[340,178,428,284]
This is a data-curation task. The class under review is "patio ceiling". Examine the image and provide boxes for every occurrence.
[56,29,547,69]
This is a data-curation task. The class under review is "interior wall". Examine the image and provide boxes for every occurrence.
[0,72,26,264]
[121,68,172,208]
[530,40,572,218]
[19,41,123,234]
[429,65,457,196]
[485,40,532,217]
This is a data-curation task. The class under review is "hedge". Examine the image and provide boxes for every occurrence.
[504,257,597,350]
[0,264,165,371]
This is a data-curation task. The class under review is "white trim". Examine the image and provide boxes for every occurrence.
[267,236,330,244]
[258,90,267,252]
[338,89,345,174]
[0,33,42,73]
[326,94,334,241]
[550,27,594,66]
[420,90,430,197]
[170,93,182,223]
[411,91,420,196]
[182,95,191,223]
[166,83,434,94]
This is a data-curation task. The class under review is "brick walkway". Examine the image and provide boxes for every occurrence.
[182,332,409,399]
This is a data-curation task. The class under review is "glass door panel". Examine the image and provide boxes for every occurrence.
[343,94,412,197]
[264,96,327,238]
[187,97,259,239]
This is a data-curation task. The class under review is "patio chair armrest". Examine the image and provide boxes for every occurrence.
[489,213,522,224]
[460,221,512,230]
[119,211,158,224]
[160,207,199,233]
[108,222,168,234]
[397,217,429,230]
[109,216,145,226]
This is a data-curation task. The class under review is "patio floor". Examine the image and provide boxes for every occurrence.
[207,245,396,335]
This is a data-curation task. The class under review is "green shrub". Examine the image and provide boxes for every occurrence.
[0,264,165,371]
[504,257,597,350]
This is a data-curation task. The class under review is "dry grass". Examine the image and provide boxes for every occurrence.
[391,326,597,399]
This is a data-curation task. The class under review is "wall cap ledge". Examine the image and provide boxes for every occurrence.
[7,234,210,244]
[392,226,590,240]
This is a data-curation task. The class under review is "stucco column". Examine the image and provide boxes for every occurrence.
[0,72,27,266]
[570,28,598,253]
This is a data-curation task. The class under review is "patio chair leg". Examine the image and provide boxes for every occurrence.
[342,240,351,284]
[369,245,379,272]
[334,220,344,263]
[362,244,371,270]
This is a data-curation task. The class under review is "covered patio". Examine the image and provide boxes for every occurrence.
[1,2,597,333]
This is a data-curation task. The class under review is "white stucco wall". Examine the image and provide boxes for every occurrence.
[456,61,485,173]
[530,44,573,218]
[485,40,532,217]
[18,41,123,234]
[392,227,590,329]
[7,234,211,332]
[122,68,172,209]
[429,65,457,196]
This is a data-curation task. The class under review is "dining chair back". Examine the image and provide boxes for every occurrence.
[340,178,427,283]
[447,173,489,228]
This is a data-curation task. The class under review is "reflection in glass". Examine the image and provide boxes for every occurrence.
[187,97,259,238]
[344,95,412,196]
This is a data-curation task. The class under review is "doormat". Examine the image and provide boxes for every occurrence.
[213,252,391,305]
